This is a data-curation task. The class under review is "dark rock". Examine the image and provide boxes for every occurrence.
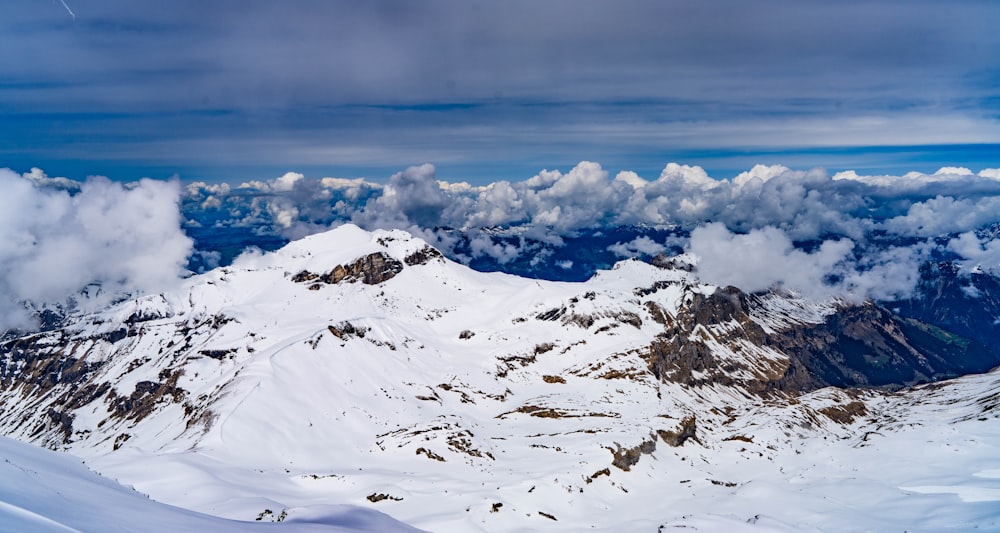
[650,254,694,272]
[291,270,319,283]
[819,401,867,424]
[292,253,405,287]
[404,245,443,266]
[644,285,998,395]
[657,416,699,447]
[322,253,404,285]
[46,409,75,443]
[609,433,658,471]
[327,322,367,340]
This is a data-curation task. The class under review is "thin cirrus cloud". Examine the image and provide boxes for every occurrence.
[0,1,997,181]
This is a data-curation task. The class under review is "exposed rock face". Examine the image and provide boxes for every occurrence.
[649,254,694,272]
[646,287,785,393]
[1,333,123,445]
[609,433,658,471]
[0,312,237,448]
[888,260,1000,365]
[770,303,999,389]
[658,415,699,447]
[404,245,443,266]
[294,252,405,287]
[645,285,1000,395]
[324,252,404,285]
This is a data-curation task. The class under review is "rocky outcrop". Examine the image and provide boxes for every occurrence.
[887,260,1000,370]
[769,303,998,389]
[646,287,787,394]
[294,252,405,287]
[645,285,998,395]
[0,314,236,447]
[325,252,404,285]
[657,415,699,447]
[609,433,658,471]
[404,245,443,266]
[649,254,694,272]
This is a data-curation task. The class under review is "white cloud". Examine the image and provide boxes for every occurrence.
[935,166,974,176]
[688,223,928,301]
[614,170,647,189]
[0,170,192,330]
[842,244,928,301]
[884,196,1000,237]
[608,236,667,258]
[948,232,1000,274]
[355,163,449,229]
[689,223,854,300]
[467,234,522,264]
[979,169,1000,180]
[21,167,81,191]
[173,161,1000,301]
[190,162,1000,252]
[272,171,304,192]
[658,163,717,190]
[731,164,792,187]
[461,181,525,228]
[525,161,633,233]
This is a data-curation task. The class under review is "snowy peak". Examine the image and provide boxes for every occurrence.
[271,224,441,273]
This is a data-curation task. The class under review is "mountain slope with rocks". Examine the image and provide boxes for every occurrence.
[1,224,999,531]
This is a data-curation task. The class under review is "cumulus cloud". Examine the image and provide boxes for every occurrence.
[980,169,1000,180]
[186,171,382,243]
[608,236,667,258]
[8,157,1000,332]
[688,223,927,301]
[467,234,523,265]
[948,232,1000,274]
[841,244,929,301]
[21,167,81,191]
[689,223,855,300]
[173,160,1000,300]
[883,196,1000,237]
[354,163,448,229]
[193,160,1000,248]
[0,170,192,330]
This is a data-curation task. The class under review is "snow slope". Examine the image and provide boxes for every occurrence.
[1,224,999,531]
[0,435,421,533]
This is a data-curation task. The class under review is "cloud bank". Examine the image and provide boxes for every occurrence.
[176,161,1000,301]
[10,160,1000,325]
[0,169,192,330]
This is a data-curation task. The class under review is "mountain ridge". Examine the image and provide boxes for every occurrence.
[1,223,999,531]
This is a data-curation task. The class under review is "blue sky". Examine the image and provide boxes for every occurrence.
[2,0,998,184]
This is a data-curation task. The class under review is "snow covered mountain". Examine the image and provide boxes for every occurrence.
[2,224,999,531]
